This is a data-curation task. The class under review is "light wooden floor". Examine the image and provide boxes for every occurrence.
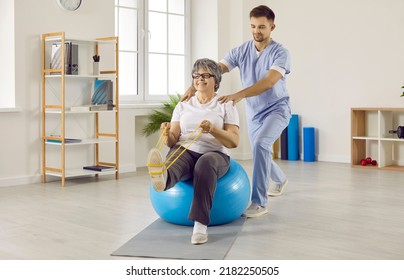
[1,160,403,260]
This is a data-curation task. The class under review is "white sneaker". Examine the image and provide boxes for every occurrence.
[191,233,208,245]
[146,148,167,192]
[243,203,268,218]
[268,179,288,197]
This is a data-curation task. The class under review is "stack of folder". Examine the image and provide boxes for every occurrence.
[50,42,78,75]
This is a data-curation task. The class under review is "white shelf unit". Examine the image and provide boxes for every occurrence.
[41,32,119,186]
[351,108,404,171]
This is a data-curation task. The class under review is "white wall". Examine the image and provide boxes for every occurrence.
[0,1,15,108]
[2,0,404,187]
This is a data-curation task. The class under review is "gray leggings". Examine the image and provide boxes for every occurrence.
[164,145,230,225]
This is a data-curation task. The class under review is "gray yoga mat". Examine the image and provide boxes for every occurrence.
[112,217,246,260]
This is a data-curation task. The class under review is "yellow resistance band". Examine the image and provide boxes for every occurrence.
[147,126,203,175]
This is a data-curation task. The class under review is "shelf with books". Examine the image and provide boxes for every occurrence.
[41,31,119,186]
[46,167,117,178]
[45,138,117,146]
[44,108,117,114]
[44,74,117,79]
[44,36,116,46]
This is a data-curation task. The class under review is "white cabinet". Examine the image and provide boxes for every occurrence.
[351,108,404,171]
[41,32,119,186]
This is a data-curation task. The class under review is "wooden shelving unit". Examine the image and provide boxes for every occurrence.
[351,108,404,171]
[41,32,119,186]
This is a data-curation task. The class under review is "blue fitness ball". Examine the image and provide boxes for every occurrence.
[149,159,251,226]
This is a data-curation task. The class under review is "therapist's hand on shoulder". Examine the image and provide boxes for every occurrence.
[218,93,243,105]
[181,87,196,102]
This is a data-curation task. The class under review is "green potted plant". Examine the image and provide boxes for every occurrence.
[401,86,404,97]
[141,94,181,137]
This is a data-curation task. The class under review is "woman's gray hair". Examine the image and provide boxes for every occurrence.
[192,58,222,91]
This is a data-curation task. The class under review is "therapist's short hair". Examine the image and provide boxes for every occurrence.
[250,5,275,21]
[192,58,222,91]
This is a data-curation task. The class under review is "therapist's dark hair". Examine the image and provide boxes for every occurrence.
[250,5,275,21]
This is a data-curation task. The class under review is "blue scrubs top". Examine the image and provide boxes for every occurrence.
[222,39,291,122]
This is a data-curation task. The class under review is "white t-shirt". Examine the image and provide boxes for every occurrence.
[171,92,239,155]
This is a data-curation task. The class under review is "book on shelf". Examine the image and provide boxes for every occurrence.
[90,104,109,111]
[70,106,91,112]
[70,104,113,112]
[70,43,78,75]
[92,80,113,110]
[83,165,115,172]
[50,43,62,73]
[50,41,78,75]
[46,138,82,144]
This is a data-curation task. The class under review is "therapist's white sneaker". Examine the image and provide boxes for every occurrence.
[243,203,268,218]
[268,179,288,197]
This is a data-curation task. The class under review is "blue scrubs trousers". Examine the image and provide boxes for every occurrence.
[247,107,291,208]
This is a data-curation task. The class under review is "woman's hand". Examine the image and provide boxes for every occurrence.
[161,121,181,148]
[200,120,239,148]
[160,122,171,137]
[200,120,213,133]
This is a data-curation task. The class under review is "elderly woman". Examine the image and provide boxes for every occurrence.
[147,58,240,245]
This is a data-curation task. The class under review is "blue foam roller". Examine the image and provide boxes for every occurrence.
[287,114,299,160]
[149,159,251,226]
[304,127,315,162]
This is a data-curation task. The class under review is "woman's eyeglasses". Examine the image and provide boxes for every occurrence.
[192,73,215,79]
